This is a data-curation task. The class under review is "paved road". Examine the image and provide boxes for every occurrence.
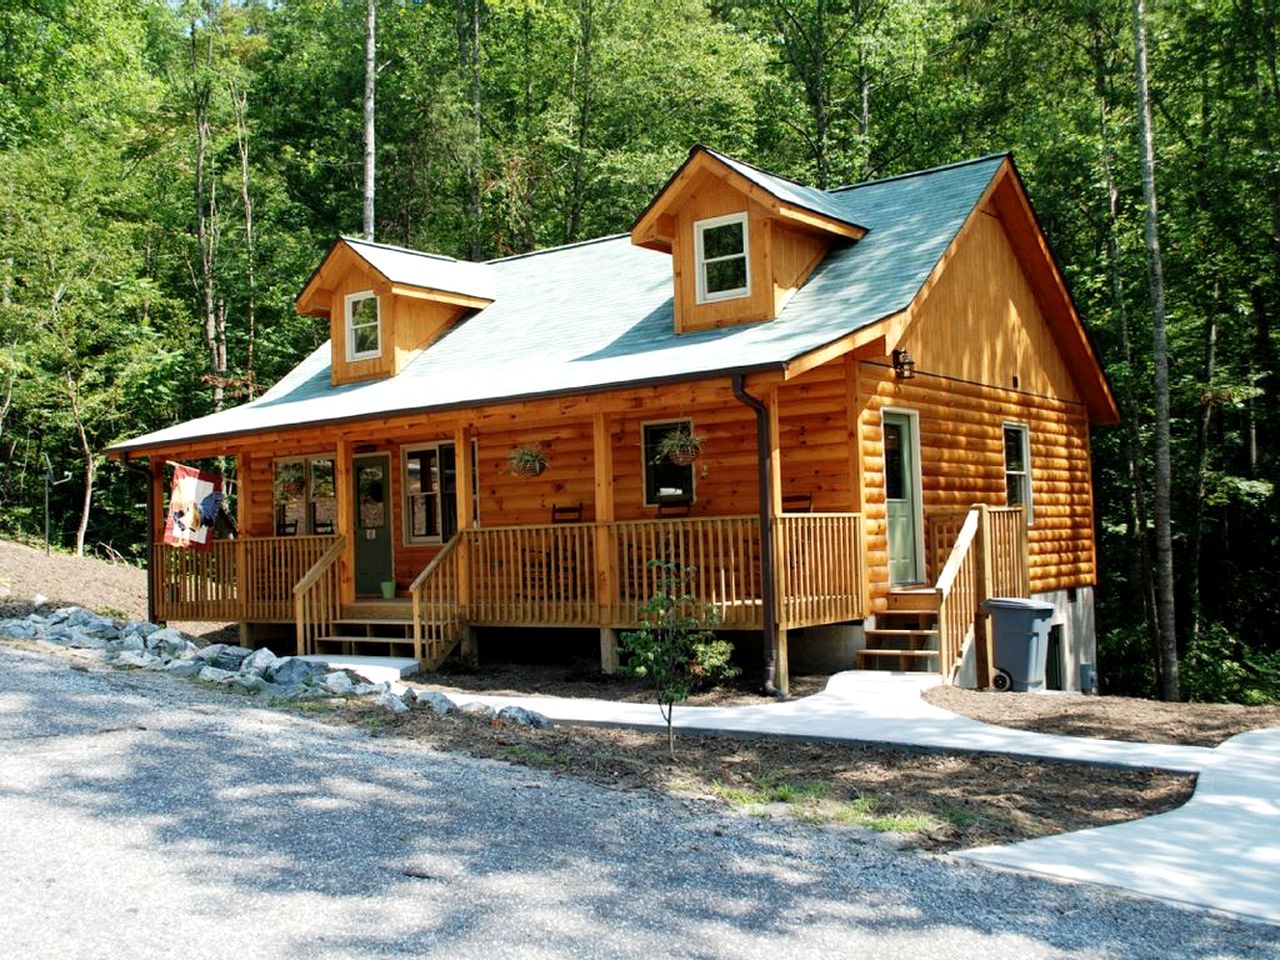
[1,646,1275,960]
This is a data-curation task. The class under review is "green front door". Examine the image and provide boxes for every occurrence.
[353,454,393,595]
[884,412,922,585]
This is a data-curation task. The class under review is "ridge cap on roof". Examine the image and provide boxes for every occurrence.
[827,152,1010,195]
[700,144,832,197]
[486,232,630,265]
[339,234,465,265]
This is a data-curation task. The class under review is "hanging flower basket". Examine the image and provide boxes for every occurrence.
[508,444,548,478]
[655,428,703,466]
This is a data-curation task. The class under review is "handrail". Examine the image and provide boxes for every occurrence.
[293,536,346,657]
[410,532,467,667]
[934,509,979,596]
[933,508,981,681]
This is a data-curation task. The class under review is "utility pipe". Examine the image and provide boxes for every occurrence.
[732,373,784,698]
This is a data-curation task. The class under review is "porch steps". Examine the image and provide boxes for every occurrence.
[858,588,941,673]
[310,599,463,672]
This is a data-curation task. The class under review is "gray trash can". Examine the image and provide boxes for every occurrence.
[981,597,1056,692]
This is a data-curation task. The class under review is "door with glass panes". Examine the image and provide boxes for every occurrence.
[353,454,393,595]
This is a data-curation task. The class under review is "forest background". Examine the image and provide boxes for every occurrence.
[1,0,1277,704]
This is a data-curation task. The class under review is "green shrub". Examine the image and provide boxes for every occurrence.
[1183,622,1280,705]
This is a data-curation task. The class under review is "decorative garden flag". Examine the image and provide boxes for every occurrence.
[163,463,224,551]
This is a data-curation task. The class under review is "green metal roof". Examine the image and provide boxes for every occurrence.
[113,153,1009,454]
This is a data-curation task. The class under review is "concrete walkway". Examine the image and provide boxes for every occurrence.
[422,671,1278,926]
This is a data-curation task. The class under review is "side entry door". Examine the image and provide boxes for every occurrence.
[883,411,923,585]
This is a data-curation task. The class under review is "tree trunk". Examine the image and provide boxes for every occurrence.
[66,370,94,558]
[363,0,376,240]
[565,0,594,243]
[230,79,257,400]
[1131,0,1179,700]
[1188,293,1218,645]
[458,0,484,259]
[191,11,224,413]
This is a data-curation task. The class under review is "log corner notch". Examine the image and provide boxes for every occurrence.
[732,372,787,698]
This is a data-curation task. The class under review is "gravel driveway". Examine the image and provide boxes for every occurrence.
[1,645,1275,960]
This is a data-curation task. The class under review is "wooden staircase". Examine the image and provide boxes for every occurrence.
[311,599,417,659]
[857,587,942,673]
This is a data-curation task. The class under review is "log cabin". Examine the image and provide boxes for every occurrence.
[109,147,1118,695]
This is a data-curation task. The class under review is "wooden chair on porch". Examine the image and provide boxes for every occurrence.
[782,492,814,513]
[550,502,583,524]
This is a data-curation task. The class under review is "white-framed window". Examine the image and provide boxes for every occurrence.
[272,456,336,536]
[1003,422,1033,523]
[642,419,696,506]
[345,290,380,360]
[694,212,750,304]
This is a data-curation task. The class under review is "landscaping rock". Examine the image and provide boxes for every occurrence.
[354,682,389,696]
[266,657,328,686]
[105,635,146,655]
[195,643,229,663]
[321,672,356,696]
[457,702,496,721]
[240,647,279,676]
[233,674,268,694]
[0,619,39,640]
[144,627,187,653]
[163,660,204,679]
[412,690,457,716]
[496,705,554,729]
[122,620,160,640]
[115,650,163,670]
[198,665,237,685]
[375,691,410,714]
[210,645,254,672]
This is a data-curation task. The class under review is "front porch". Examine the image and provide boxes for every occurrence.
[153,512,869,685]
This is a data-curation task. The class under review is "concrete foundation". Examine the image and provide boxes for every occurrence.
[789,622,865,674]
[1031,585,1096,693]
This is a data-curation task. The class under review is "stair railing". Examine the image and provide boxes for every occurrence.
[409,531,467,668]
[932,503,1029,684]
[293,536,346,656]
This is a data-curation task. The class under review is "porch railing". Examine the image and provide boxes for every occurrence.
[408,513,865,637]
[153,535,337,623]
[294,537,346,656]
[409,532,469,667]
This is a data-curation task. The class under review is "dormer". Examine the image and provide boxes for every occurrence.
[296,237,495,386]
[630,146,867,334]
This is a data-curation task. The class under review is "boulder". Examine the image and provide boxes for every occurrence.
[0,619,38,640]
[233,673,268,694]
[197,665,237,684]
[163,659,204,679]
[114,650,163,670]
[210,645,254,672]
[496,705,554,730]
[121,621,161,640]
[265,657,328,686]
[195,643,228,663]
[375,691,410,714]
[239,647,280,677]
[320,672,356,696]
[457,702,496,721]
[63,631,109,650]
[412,691,457,716]
[105,635,146,655]
[353,682,389,696]
[145,627,187,653]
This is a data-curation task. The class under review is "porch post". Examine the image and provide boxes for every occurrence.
[974,503,994,688]
[592,413,618,673]
[767,386,789,696]
[235,452,251,645]
[454,424,477,664]
[335,438,355,605]
[148,459,164,625]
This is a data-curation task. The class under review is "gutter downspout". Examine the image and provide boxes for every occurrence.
[122,454,157,625]
[732,374,784,698]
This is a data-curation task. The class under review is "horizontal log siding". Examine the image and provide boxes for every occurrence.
[858,361,1095,611]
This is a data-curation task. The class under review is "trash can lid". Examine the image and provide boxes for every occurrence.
[981,596,1056,613]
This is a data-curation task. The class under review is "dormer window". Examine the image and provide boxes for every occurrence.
[345,291,380,360]
[695,212,749,303]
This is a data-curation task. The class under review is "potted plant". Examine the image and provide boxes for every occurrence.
[508,444,549,478]
[655,427,703,466]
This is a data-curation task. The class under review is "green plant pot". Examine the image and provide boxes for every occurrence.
[380,580,396,600]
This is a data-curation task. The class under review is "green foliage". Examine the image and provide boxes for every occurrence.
[1183,623,1280,706]
[620,559,737,757]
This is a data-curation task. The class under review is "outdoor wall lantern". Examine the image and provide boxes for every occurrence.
[892,348,917,381]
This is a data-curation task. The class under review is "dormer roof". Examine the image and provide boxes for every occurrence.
[296,236,495,315]
[630,145,868,252]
